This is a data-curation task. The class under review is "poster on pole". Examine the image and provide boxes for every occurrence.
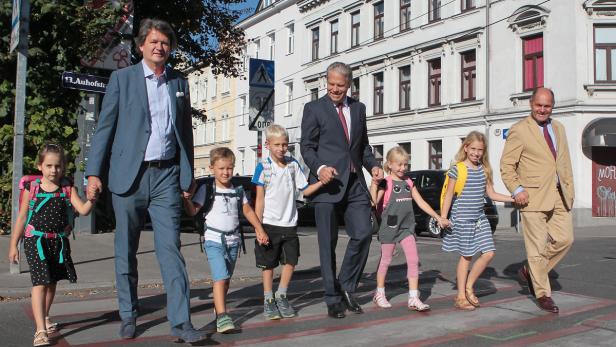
[249,59,275,131]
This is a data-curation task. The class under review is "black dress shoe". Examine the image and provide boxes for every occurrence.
[518,265,536,297]
[327,303,346,319]
[342,291,363,314]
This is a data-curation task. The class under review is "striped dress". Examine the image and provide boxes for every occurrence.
[441,163,495,256]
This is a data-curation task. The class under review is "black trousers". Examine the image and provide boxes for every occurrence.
[314,174,372,305]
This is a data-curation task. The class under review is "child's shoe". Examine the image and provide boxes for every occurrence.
[275,294,296,318]
[33,330,50,346]
[263,298,282,320]
[216,313,236,333]
[373,292,392,308]
[408,296,430,311]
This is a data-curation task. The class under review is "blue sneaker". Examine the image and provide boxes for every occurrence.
[263,298,282,320]
[275,294,296,318]
[216,314,236,334]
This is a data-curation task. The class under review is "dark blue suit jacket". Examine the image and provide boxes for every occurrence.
[300,95,378,203]
[85,63,194,194]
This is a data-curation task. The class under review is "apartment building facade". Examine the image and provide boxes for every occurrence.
[232,0,616,227]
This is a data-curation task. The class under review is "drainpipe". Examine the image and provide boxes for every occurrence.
[484,0,491,145]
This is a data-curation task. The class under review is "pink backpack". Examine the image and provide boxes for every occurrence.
[376,175,414,216]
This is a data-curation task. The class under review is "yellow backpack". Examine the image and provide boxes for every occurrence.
[439,162,468,211]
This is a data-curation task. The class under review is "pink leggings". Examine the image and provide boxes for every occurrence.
[377,236,419,279]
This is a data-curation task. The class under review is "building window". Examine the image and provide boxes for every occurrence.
[398,142,412,167]
[373,144,384,168]
[428,59,441,106]
[255,39,260,59]
[461,50,476,101]
[222,77,230,94]
[242,47,248,72]
[351,77,360,100]
[311,27,320,61]
[310,87,319,101]
[238,96,246,126]
[200,77,208,101]
[428,140,442,170]
[285,82,293,115]
[373,72,384,114]
[461,0,475,12]
[211,77,217,98]
[287,23,295,54]
[429,0,441,22]
[400,0,411,32]
[523,34,544,91]
[351,11,361,48]
[595,25,616,83]
[221,114,228,141]
[374,2,385,40]
[399,66,411,110]
[210,119,216,144]
[269,33,276,60]
[330,20,339,54]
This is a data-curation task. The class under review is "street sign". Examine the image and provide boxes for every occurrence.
[503,128,510,139]
[62,71,109,94]
[10,0,23,53]
[249,59,275,131]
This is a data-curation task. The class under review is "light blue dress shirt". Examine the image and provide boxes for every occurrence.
[512,120,558,196]
[142,61,176,161]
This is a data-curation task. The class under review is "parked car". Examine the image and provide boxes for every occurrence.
[296,199,380,235]
[407,170,499,237]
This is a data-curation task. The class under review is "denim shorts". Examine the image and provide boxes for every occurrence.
[204,240,240,282]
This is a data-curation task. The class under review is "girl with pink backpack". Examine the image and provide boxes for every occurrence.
[8,143,94,346]
[370,146,450,311]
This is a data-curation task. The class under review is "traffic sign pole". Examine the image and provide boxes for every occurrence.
[10,0,30,275]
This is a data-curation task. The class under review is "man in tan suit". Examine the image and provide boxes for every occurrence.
[501,87,574,313]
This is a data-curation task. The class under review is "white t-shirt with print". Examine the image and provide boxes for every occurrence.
[192,184,248,245]
[252,156,309,227]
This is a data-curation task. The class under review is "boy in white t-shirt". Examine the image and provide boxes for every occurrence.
[252,124,323,320]
[183,147,268,334]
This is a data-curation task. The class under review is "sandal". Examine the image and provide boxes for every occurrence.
[33,330,50,347]
[45,317,58,334]
[408,296,430,312]
[465,288,480,307]
[454,297,476,311]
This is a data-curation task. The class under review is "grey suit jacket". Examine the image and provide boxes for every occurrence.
[85,63,194,195]
[300,95,378,203]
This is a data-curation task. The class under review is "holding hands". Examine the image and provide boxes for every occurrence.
[86,176,103,202]
[513,191,529,207]
[436,216,451,229]
[318,166,338,185]
[255,228,270,246]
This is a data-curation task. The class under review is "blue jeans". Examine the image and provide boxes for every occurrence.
[204,240,239,281]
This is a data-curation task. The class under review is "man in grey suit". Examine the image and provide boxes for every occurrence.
[85,19,203,342]
[301,62,383,318]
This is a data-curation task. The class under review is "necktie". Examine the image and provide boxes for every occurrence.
[542,123,557,160]
[337,104,350,143]
[337,103,355,172]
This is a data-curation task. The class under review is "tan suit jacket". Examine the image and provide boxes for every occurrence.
[501,116,574,212]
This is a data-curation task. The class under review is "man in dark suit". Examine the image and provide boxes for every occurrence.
[301,62,383,318]
[85,19,203,342]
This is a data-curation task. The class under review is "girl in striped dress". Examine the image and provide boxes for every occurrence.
[440,131,514,311]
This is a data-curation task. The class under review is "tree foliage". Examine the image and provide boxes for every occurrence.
[0,0,247,230]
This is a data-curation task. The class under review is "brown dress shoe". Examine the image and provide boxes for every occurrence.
[518,265,536,297]
[537,296,559,313]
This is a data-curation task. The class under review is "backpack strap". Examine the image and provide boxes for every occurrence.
[382,175,394,212]
[262,157,273,188]
[440,162,469,211]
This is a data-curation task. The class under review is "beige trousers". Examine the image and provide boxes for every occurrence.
[520,188,574,298]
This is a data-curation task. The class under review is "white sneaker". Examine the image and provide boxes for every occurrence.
[408,296,430,311]
[373,292,392,308]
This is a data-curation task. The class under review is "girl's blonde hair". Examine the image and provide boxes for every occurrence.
[455,131,493,184]
[384,146,410,174]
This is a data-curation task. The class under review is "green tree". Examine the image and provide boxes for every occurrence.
[0,0,247,231]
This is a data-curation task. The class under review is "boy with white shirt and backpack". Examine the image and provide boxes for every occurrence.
[252,124,323,320]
